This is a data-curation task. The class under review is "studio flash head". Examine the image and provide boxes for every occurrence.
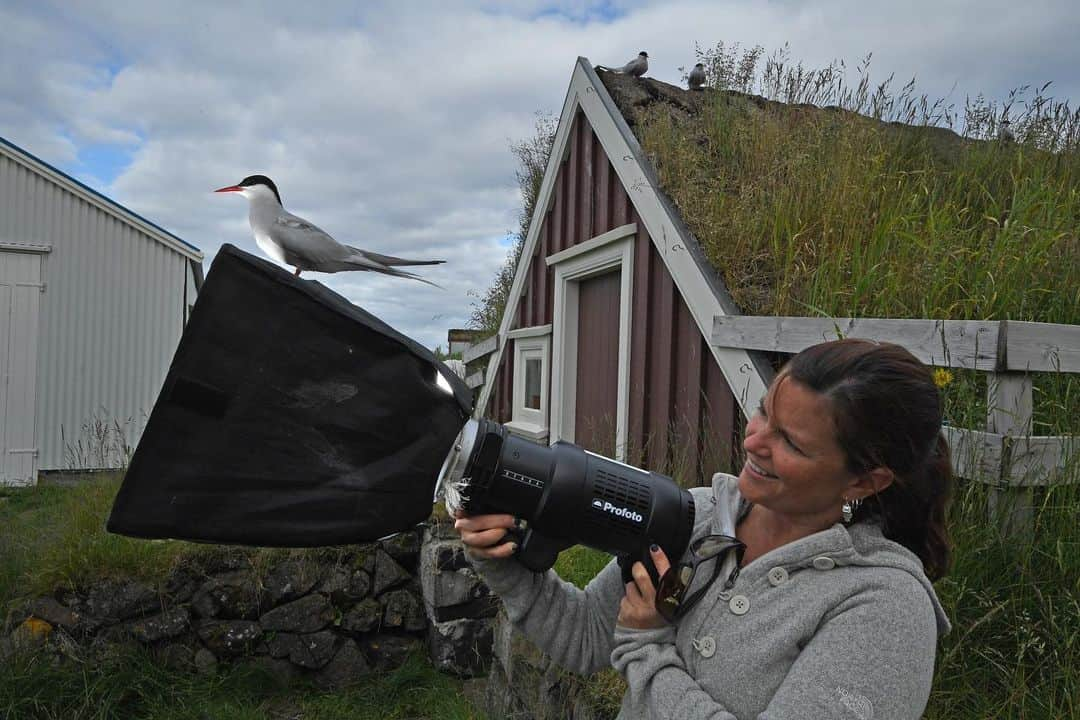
[438,419,695,584]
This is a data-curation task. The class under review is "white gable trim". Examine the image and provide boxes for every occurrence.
[507,324,552,339]
[476,58,769,425]
[545,222,636,267]
[0,138,203,262]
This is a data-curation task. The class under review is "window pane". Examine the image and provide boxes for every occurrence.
[525,358,542,410]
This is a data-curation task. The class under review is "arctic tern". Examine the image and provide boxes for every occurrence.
[688,63,706,90]
[598,51,649,78]
[214,175,445,285]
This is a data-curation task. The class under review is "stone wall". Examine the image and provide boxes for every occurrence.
[2,521,499,689]
[479,609,615,720]
[3,519,615,718]
[421,517,499,675]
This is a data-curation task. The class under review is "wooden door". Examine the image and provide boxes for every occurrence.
[0,251,42,486]
[574,270,620,455]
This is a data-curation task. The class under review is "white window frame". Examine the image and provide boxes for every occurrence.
[506,325,552,442]
[546,224,635,461]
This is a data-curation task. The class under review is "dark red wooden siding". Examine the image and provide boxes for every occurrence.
[488,109,739,483]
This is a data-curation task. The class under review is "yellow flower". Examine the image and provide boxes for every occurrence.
[932,368,953,388]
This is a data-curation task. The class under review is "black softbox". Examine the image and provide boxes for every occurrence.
[107,244,471,547]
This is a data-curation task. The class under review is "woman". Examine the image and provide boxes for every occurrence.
[454,339,953,719]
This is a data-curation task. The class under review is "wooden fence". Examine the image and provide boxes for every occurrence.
[712,316,1079,537]
[461,334,498,390]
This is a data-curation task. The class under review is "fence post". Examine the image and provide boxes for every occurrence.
[986,369,1034,538]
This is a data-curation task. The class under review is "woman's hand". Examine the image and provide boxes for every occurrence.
[617,545,672,630]
[452,509,518,560]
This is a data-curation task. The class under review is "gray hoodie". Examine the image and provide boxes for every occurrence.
[470,473,951,720]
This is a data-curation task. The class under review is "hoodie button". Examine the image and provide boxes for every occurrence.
[693,636,716,658]
[768,567,789,586]
[729,595,750,615]
[812,556,836,570]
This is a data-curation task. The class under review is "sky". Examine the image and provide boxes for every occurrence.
[2,0,1078,352]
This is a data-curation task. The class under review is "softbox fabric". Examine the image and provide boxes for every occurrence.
[107,244,471,547]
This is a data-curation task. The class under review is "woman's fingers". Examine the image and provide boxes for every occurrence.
[464,539,518,560]
[629,546,671,602]
[460,526,514,547]
[650,545,671,579]
[452,514,518,560]
[453,514,515,534]
[620,571,665,629]
[630,560,655,601]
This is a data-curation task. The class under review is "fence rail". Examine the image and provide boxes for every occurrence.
[711,316,1080,373]
[711,314,1079,537]
[462,335,499,365]
[944,427,1076,487]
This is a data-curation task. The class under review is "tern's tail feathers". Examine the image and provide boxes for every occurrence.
[345,246,446,267]
[368,264,444,289]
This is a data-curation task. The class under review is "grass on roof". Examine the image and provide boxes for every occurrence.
[635,87,1078,325]
[615,49,1079,434]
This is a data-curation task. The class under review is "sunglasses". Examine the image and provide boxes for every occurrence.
[656,534,746,622]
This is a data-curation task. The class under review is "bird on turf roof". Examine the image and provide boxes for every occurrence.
[998,118,1015,143]
[688,63,706,91]
[214,175,444,286]
[599,51,649,78]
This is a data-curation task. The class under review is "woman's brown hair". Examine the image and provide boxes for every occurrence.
[784,339,953,580]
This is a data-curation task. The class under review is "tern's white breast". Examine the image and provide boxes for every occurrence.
[254,232,286,264]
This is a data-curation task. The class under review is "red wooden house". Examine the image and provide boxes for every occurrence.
[473,58,773,480]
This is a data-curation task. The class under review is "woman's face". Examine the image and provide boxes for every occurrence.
[738,375,858,521]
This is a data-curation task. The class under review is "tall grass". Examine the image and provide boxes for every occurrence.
[0,476,370,614]
[929,471,1079,718]
[652,44,1080,439]
[0,643,485,720]
[35,475,181,590]
[0,474,189,612]
[658,50,1079,329]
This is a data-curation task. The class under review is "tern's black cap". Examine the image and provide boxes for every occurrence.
[238,175,281,204]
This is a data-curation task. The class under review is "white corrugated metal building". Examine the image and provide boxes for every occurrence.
[0,135,203,485]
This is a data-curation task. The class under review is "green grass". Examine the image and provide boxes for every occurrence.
[0,477,386,614]
[1,475,194,610]
[0,479,489,720]
[630,49,1079,437]
[0,643,485,720]
[928,474,1080,719]
[553,545,614,591]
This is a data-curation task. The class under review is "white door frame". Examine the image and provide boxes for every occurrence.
[546,225,635,461]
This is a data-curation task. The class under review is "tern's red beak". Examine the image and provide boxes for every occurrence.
[214,185,243,193]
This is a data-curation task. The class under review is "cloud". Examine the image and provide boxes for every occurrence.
[2,0,1078,353]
